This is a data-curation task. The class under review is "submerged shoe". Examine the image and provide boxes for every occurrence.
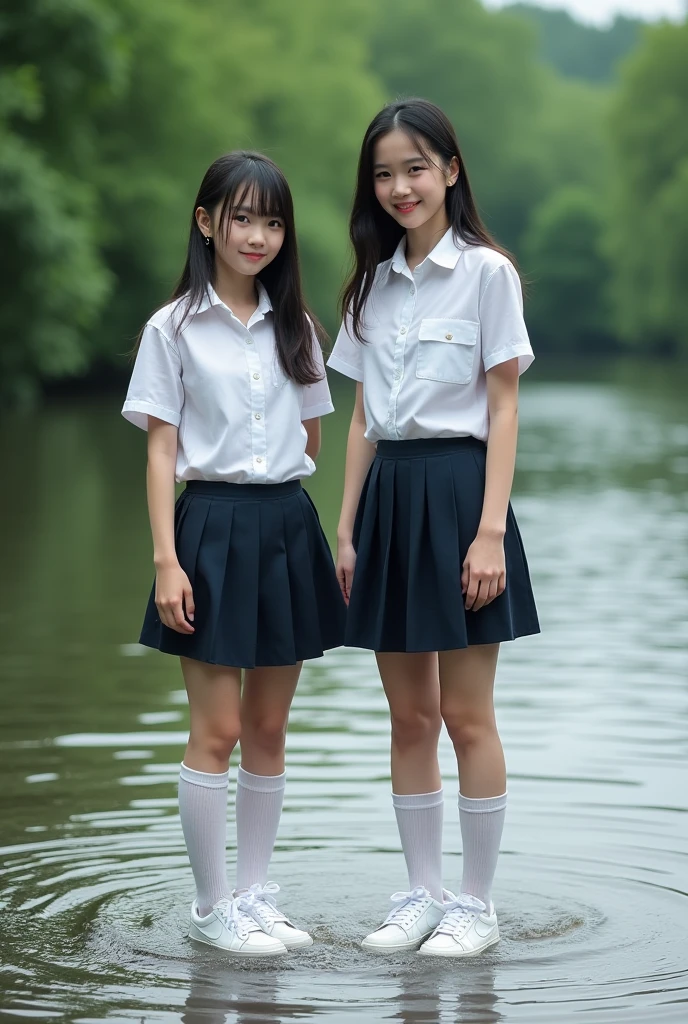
[418,893,499,957]
[240,882,313,949]
[361,886,450,952]
[188,895,287,956]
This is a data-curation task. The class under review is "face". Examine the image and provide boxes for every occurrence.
[196,185,286,277]
[373,129,459,232]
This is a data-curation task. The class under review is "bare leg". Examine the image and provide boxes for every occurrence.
[375,652,444,900]
[240,663,302,775]
[439,644,506,904]
[234,663,302,891]
[178,657,242,913]
[181,657,242,772]
[439,644,504,796]
[376,652,442,794]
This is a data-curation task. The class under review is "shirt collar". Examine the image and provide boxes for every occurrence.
[193,280,273,317]
[387,227,466,279]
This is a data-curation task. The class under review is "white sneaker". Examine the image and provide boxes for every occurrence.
[239,882,313,949]
[361,886,450,952]
[188,895,287,956]
[418,893,499,957]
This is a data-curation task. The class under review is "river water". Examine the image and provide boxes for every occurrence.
[1,362,687,1023]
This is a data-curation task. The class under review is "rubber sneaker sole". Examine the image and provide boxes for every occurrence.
[361,930,434,953]
[280,932,314,950]
[188,925,287,956]
[418,931,500,958]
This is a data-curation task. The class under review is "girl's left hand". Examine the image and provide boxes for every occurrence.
[462,532,506,611]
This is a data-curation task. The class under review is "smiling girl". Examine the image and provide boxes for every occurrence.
[123,152,345,956]
[328,100,539,957]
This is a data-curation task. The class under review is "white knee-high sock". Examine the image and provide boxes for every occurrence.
[458,791,507,906]
[178,762,231,916]
[234,766,286,891]
[392,789,444,902]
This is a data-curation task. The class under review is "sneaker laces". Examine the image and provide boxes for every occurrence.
[214,895,261,941]
[241,881,291,928]
[435,893,487,937]
[382,886,433,930]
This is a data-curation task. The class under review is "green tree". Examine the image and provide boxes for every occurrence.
[523,186,612,352]
[0,1,118,403]
[509,4,642,83]
[235,0,383,333]
[608,21,688,353]
[368,0,611,257]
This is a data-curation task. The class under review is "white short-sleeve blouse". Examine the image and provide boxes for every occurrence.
[122,283,334,484]
[327,228,533,443]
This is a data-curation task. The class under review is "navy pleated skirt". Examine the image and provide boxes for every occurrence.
[346,437,540,653]
[140,480,346,669]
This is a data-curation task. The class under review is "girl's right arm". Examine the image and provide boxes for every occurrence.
[336,382,375,604]
[147,416,195,634]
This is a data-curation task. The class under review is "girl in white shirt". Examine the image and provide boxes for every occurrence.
[328,100,539,957]
[123,151,345,956]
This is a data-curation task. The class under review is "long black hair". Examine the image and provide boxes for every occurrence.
[142,151,325,385]
[342,98,515,343]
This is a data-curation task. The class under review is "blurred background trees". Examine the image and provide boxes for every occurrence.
[1,0,686,404]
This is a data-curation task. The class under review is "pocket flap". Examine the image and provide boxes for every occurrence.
[418,318,478,345]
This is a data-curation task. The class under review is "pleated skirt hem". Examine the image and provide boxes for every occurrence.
[345,438,540,654]
[139,480,346,669]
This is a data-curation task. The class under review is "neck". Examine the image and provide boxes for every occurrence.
[212,258,258,310]
[405,209,450,269]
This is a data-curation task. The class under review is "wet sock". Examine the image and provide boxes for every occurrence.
[234,766,286,891]
[392,789,444,902]
[178,762,231,916]
[458,791,507,905]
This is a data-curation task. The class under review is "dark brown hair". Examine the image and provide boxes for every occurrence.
[342,98,515,342]
[140,151,325,384]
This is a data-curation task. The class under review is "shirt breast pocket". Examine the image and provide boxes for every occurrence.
[416,318,478,385]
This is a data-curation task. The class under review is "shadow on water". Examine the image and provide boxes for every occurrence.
[0,360,687,1022]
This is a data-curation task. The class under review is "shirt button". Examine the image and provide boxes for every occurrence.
[255,413,262,420]
[246,338,253,345]
[400,326,407,335]
[393,371,401,380]
[253,373,260,380]
[256,456,263,463]
[445,333,453,340]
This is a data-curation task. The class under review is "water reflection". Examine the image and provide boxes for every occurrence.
[182,966,284,1024]
[0,362,687,1022]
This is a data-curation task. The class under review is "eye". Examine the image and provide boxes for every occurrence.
[409,165,426,174]
[268,219,283,229]
[375,170,391,179]
[234,214,249,223]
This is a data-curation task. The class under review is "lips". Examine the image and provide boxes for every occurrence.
[241,252,266,262]
[394,201,421,214]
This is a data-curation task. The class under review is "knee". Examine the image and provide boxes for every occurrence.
[390,706,442,751]
[191,721,241,765]
[240,711,287,756]
[442,711,495,754]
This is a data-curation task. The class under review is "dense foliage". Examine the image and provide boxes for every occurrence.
[1,0,686,403]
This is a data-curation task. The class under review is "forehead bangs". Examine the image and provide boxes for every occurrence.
[376,125,444,173]
[216,161,289,236]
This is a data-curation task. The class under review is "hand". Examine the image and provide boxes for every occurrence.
[155,562,195,633]
[336,539,357,606]
[461,532,506,612]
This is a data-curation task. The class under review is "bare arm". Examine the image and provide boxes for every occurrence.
[480,358,519,536]
[462,358,520,611]
[303,417,321,461]
[336,382,376,603]
[147,417,195,633]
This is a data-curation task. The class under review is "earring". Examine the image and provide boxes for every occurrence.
[204,236,211,246]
